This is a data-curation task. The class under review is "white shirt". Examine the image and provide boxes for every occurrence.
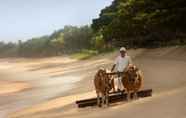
[114,55,132,72]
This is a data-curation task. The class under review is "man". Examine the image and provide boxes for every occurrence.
[111,47,132,91]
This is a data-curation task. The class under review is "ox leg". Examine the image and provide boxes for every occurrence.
[97,93,101,107]
[134,91,138,100]
[127,92,131,101]
[105,92,109,107]
[101,94,105,107]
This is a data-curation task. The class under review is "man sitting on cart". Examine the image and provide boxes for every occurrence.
[111,47,133,92]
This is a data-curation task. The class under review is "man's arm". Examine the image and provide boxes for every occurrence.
[111,64,116,72]
[112,56,119,72]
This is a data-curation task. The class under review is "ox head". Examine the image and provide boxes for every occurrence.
[97,68,112,90]
[97,67,107,77]
[127,64,139,82]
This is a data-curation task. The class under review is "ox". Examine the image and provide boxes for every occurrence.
[94,68,114,107]
[122,64,143,101]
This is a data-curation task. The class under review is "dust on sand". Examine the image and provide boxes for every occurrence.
[0,81,30,95]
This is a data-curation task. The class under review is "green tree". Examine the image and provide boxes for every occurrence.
[92,0,186,48]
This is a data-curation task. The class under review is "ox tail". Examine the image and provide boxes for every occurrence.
[137,70,143,89]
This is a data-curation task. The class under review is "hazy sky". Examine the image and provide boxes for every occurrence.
[0,0,113,42]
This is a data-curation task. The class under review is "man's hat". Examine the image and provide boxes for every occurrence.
[120,47,126,52]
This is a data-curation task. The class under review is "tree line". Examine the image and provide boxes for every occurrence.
[92,0,186,48]
[0,0,186,57]
[0,25,95,57]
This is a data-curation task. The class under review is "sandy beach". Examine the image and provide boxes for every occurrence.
[0,46,186,118]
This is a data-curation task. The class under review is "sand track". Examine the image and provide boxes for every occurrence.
[0,46,185,118]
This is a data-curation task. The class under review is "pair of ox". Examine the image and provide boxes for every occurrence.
[94,65,143,107]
